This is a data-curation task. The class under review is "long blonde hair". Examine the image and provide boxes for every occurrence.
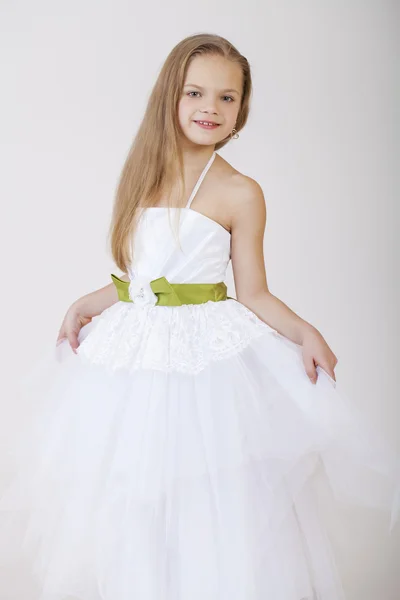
[109,33,253,272]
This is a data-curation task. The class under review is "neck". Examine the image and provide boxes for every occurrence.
[180,145,216,175]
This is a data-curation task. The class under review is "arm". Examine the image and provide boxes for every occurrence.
[230,178,312,343]
[230,178,337,383]
[57,273,130,353]
[73,276,128,318]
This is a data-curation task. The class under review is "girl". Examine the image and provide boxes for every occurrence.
[0,33,398,600]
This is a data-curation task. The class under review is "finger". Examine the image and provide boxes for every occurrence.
[67,331,80,354]
[328,369,336,382]
[317,362,336,382]
[303,355,318,384]
[330,353,338,368]
[56,330,66,346]
[326,367,336,382]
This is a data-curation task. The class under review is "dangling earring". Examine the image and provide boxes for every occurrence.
[231,127,239,139]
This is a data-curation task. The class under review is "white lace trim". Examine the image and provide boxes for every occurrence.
[77,299,278,374]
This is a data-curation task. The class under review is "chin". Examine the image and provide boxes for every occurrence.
[181,136,212,148]
[182,131,225,148]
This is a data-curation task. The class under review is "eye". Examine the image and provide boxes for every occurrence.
[186,91,234,102]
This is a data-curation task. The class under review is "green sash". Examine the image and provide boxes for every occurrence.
[111,274,231,306]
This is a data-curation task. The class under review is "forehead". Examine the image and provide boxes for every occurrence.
[184,54,242,91]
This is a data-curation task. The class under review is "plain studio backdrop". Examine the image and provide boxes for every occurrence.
[0,1,398,598]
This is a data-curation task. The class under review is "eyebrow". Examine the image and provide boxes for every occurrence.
[184,83,240,95]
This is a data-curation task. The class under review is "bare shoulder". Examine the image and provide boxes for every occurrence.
[214,154,266,229]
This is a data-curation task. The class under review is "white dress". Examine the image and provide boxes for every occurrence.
[0,151,398,600]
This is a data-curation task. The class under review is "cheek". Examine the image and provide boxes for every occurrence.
[219,108,237,133]
[177,98,192,122]
[226,103,240,122]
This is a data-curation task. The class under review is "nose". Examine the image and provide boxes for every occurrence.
[200,97,219,115]
[200,108,218,119]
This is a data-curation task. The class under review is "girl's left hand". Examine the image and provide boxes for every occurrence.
[301,326,338,384]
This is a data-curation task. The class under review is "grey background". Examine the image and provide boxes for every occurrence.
[0,1,398,598]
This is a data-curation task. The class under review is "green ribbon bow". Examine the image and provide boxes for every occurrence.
[111,274,231,306]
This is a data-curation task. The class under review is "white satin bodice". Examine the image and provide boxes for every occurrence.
[128,206,231,284]
[127,150,231,285]
[78,151,278,373]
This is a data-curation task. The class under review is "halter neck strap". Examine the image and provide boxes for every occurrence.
[185,151,216,209]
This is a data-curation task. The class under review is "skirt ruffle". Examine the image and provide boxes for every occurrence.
[0,312,398,600]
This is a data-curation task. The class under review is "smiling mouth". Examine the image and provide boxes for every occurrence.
[193,120,221,127]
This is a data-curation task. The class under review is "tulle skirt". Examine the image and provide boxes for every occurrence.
[0,301,398,600]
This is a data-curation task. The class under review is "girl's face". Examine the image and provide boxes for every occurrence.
[177,54,243,148]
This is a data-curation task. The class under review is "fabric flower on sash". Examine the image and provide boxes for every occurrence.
[128,276,158,307]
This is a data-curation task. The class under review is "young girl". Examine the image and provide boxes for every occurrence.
[0,33,398,600]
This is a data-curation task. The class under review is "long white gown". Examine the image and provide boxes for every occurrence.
[0,151,398,600]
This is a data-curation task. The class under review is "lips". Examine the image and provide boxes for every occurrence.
[194,120,220,125]
[194,119,219,125]
[193,120,221,129]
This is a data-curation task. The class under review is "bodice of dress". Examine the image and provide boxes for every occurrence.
[127,151,231,285]
[78,150,276,374]
[128,207,231,284]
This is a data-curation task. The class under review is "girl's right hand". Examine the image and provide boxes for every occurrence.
[56,302,93,354]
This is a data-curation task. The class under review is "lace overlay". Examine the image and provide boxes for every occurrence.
[77,299,278,374]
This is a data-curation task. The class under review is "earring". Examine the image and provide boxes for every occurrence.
[231,127,239,139]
